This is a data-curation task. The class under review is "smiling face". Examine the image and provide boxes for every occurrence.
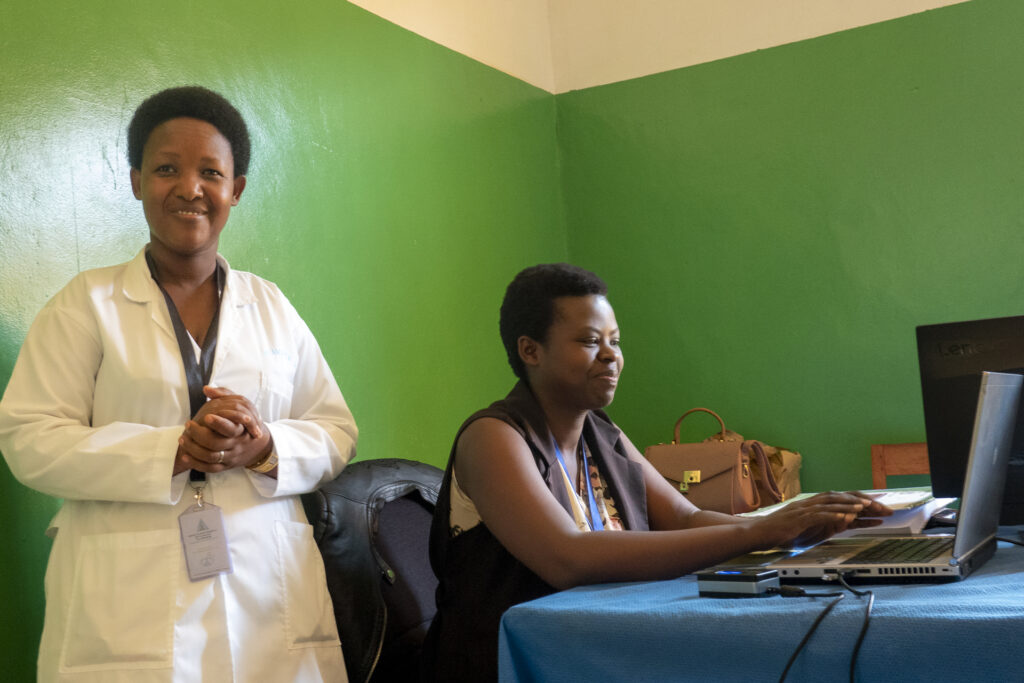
[130,117,245,260]
[521,294,624,411]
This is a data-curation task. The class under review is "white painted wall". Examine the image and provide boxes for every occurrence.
[348,0,972,93]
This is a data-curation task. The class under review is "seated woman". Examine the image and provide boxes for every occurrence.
[422,263,890,682]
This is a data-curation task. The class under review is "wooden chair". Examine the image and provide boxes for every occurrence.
[870,442,930,489]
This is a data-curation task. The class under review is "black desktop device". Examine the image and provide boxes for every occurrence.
[696,569,780,598]
[917,314,1024,524]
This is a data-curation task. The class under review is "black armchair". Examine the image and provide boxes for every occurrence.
[303,458,443,683]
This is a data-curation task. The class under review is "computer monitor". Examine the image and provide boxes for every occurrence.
[916,314,1024,524]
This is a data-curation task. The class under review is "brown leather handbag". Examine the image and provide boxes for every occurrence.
[644,408,792,514]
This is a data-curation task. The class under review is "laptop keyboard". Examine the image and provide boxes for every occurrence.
[841,537,953,565]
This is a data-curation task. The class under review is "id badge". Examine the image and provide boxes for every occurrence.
[179,502,233,582]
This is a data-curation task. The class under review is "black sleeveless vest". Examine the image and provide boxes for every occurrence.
[422,381,649,682]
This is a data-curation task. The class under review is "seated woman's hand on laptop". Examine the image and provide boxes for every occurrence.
[752,491,893,548]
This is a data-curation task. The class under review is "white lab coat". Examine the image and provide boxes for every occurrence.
[0,248,357,682]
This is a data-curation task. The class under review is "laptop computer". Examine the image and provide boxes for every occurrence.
[737,370,1021,582]
[916,314,1024,524]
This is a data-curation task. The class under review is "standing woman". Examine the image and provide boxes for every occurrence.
[423,263,889,681]
[0,87,357,682]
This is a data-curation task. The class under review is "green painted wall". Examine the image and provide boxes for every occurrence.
[0,1,562,676]
[559,0,1024,492]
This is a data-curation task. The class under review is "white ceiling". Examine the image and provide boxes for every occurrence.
[348,0,971,93]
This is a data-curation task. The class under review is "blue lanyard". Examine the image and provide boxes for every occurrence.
[552,437,605,531]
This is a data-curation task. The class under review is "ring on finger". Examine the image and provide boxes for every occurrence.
[217,450,225,464]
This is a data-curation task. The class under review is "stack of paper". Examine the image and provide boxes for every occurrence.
[741,486,956,536]
[865,488,935,510]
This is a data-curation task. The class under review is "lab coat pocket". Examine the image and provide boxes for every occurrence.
[60,529,178,672]
[274,520,341,649]
[255,365,295,422]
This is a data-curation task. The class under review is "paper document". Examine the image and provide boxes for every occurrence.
[863,487,935,510]
[834,496,955,537]
[740,487,955,536]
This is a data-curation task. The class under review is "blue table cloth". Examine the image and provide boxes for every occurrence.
[498,534,1024,682]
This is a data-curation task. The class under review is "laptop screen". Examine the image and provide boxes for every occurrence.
[916,315,1024,524]
[953,371,1021,557]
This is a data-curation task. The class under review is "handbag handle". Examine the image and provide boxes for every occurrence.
[672,407,727,444]
[746,440,785,503]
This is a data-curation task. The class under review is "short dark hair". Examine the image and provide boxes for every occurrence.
[499,263,608,379]
[127,86,251,176]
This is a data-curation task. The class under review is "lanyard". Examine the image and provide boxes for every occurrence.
[552,436,605,531]
[146,251,224,484]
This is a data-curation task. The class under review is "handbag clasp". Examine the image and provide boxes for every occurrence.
[678,470,701,492]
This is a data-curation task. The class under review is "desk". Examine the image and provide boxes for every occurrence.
[498,535,1024,682]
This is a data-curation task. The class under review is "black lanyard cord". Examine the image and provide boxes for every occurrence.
[145,250,224,482]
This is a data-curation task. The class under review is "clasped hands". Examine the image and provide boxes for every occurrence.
[175,386,273,475]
